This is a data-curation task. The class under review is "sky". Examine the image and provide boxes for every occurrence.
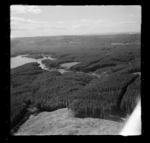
[10,5,141,38]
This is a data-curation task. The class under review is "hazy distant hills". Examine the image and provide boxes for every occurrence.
[11,34,141,57]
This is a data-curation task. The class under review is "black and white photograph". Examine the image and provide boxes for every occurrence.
[10,5,141,136]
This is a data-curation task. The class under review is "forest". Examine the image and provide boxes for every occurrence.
[10,33,141,133]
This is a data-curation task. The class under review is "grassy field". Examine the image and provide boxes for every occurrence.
[10,33,141,134]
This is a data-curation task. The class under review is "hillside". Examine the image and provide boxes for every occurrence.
[11,34,141,135]
[15,108,125,135]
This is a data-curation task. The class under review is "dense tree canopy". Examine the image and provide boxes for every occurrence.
[11,34,141,133]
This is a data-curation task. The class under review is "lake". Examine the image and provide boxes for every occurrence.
[11,55,56,69]
[11,55,102,77]
[11,55,80,74]
[60,62,80,69]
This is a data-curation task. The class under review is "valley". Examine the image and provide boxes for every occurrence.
[10,34,141,135]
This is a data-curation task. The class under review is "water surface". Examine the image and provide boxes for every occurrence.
[11,55,55,69]
[60,62,80,69]
[11,55,101,77]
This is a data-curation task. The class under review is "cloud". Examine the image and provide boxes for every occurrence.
[80,19,105,24]
[119,21,139,25]
[11,17,68,32]
[11,5,42,14]
[129,14,141,19]
[11,17,107,32]
[70,19,106,30]
[11,16,139,34]
[11,17,107,37]
[11,16,141,38]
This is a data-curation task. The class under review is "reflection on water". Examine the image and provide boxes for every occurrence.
[49,69,69,74]
[11,55,80,75]
[60,62,80,69]
[11,55,101,77]
[11,55,56,69]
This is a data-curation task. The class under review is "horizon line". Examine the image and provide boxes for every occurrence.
[10,32,141,39]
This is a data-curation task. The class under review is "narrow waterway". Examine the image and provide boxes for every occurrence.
[10,55,81,74]
[11,55,105,78]
[11,54,56,69]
